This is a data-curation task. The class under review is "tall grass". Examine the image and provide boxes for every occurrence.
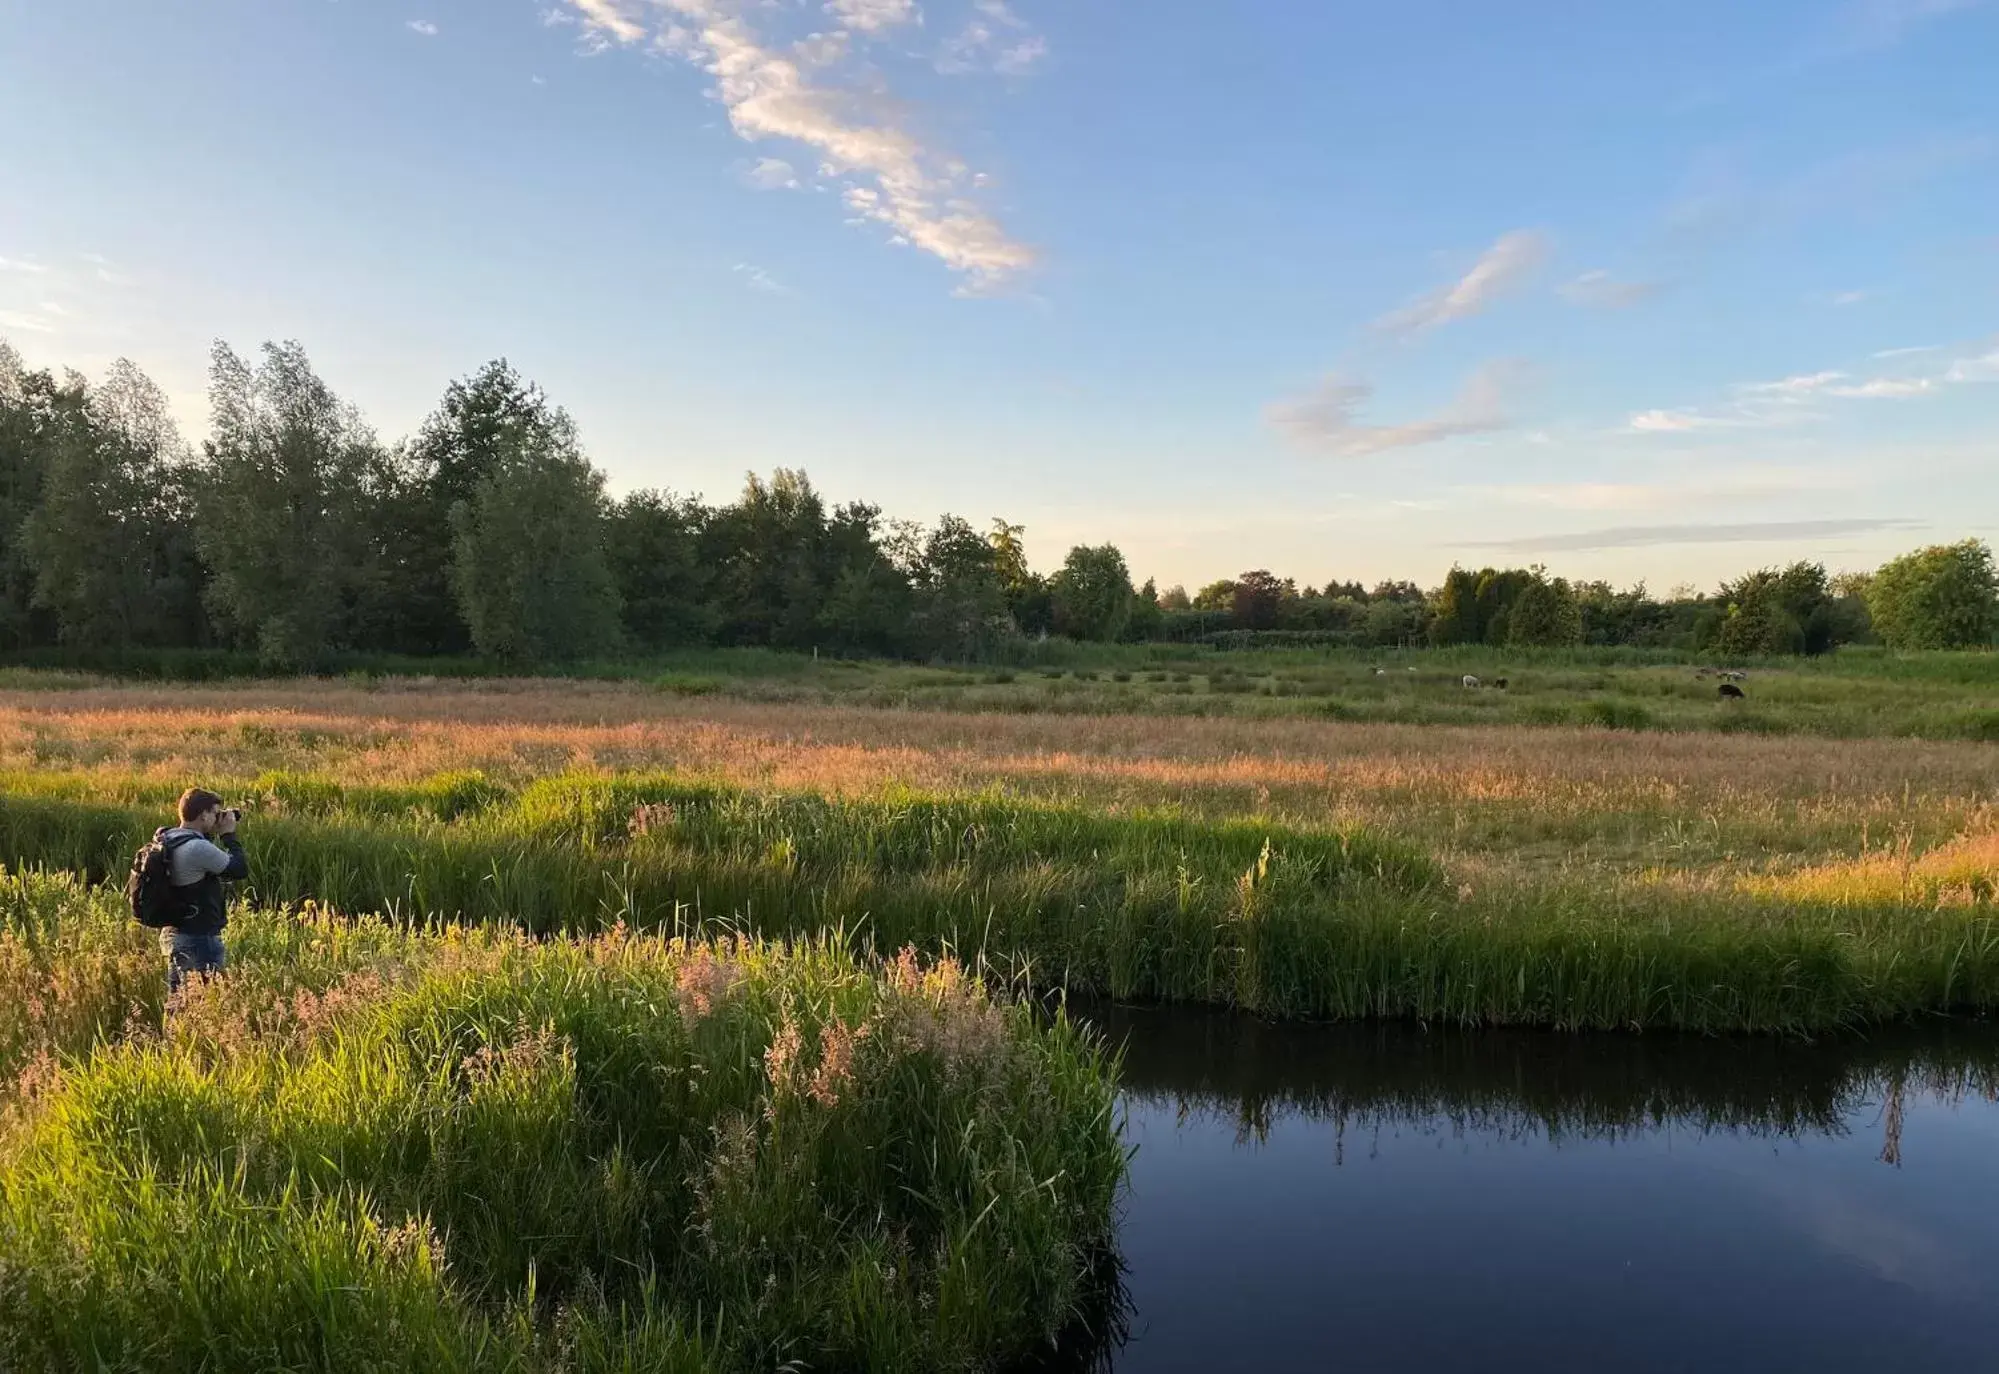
[0,776,1439,1015]
[3,776,1996,1031]
[0,870,1125,1372]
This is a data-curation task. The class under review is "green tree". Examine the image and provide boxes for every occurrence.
[197,340,380,667]
[1506,575,1583,647]
[607,489,716,650]
[988,519,1052,636]
[897,515,1009,659]
[1049,543,1134,641]
[1868,540,1999,649]
[1125,577,1164,641]
[19,359,205,647]
[706,469,832,649]
[449,409,623,664]
[1230,570,1289,630]
[1428,567,1480,645]
[0,341,54,649]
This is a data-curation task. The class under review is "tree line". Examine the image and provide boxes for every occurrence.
[0,337,1993,667]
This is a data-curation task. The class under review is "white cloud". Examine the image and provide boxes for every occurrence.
[745,156,801,190]
[0,310,57,334]
[1830,289,1867,306]
[1945,346,1999,382]
[561,0,649,48]
[1269,359,1523,459]
[1559,270,1662,309]
[732,262,783,292]
[1873,344,1939,358]
[1628,409,1739,433]
[556,0,1035,291]
[407,19,439,36]
[827,0,917,33]
[938,0,1047,74]
[1825,376,1936,398]
[1375,230,1548,337]
[1826,0,1986,52]
[0,257,47,275]
[1735,370,1847,398]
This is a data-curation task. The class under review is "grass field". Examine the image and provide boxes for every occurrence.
[0,870,1124,1372]
[7,640,1999,739]
[0,677,1995,1031]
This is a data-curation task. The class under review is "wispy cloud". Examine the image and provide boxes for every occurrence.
[732,262,784,293]
[1464,466,1822,513]
[1873,344,1940,358]
[1375,230,1548,338]
[938,0,1046,75]
[0,310,57,334]
[1630,340,1998,432]
[745,156,801,190]
[1829,289,1868,306]
[406,19,439,36]
[556,0,1037,292]
[1465,518,1920,554]
[828,0,919,33]
[0,257,47,275]
[1559,270,1662,310]
[1269,359,1523,459]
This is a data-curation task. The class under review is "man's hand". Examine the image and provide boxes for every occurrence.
[217,808,239,838]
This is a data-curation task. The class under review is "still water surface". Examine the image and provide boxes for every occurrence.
[1081,1006,1999,1373]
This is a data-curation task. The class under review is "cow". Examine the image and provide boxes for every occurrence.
[1718,683,1745,700]
[1463,675,1482,689]
[1492,678,1509,690]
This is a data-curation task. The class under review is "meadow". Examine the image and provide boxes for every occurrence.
[0,675,1995,1031]
[0,869,1125,1372]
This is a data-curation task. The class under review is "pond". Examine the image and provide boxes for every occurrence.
[1069,1005,1999,1372]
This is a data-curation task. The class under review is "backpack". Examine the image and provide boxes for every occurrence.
[128,831,197,929]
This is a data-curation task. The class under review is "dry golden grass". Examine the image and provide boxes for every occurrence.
[3,678,1996,882]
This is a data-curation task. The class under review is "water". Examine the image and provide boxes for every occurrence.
[1077,1006,1999,1373]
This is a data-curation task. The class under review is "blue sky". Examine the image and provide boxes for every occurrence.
[2,0,1995,592]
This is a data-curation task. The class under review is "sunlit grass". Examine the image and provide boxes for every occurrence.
[0,870,1124,1372]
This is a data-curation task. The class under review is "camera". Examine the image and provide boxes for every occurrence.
[222,807,243,823]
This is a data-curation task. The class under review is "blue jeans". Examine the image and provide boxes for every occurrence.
[161,932,226,996]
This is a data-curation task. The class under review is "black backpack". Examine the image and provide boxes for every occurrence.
[128,830,196,929]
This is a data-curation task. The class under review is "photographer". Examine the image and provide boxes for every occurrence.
[153,787,249,995]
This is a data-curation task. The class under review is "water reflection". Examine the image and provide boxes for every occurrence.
[1070,1005,1999,1374]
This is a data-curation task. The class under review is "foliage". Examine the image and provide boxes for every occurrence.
[449,402,623,665]
[1050,543,1135,641]
[196,341,385,668]
[1867,540,1999,650]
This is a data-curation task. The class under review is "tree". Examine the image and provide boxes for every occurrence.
[197,341,380,667]
[1158,584,1192,612]
[1428,568,1480,645]
[1713,562,1841,656]
[400,360,567,654]
[706,469,832,649]
[1506,575,1583,647]
[988,519,1052,636]
[1230,570,1288,631]
[1049,543,1134,641]
[607,489,716,650]
[898,515,1009,659]
[19,359,206,647]
[1126,577,1164,641]
[449,407,623,664]
[1868,540,1999,650]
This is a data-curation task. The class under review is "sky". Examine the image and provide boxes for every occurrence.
[1,0,1995,593]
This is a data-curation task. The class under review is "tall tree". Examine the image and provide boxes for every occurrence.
[1868,541,1999,649]
[899,515,1009,659]
[1049,543,1135,641]
[607,489,717,651]
[197,341,379,667]
[20,359,205,647]
[449,406,623,664]
[1506,575,1584,647]
[707,469,831,648]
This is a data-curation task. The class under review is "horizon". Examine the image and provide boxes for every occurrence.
[3,0,1995,592]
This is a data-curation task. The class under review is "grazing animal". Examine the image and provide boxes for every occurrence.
[1718,683,1745,700]
[1462,675,1482,689]
[1373,667,1386,676]
[1723,669,1748,682]
[1694,667,1715,679]
[1492,678,1508,690]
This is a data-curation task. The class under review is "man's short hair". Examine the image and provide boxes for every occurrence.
[178,788,225,826]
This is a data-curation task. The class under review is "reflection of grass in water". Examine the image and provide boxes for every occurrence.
[1103,1004,1999,1150]
[0,869,1124,1372]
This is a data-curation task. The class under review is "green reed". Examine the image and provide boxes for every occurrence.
[0,870,1125,1372]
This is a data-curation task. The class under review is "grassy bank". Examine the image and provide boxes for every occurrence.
[0,870,1124,1373]
[3,776,1997,1031]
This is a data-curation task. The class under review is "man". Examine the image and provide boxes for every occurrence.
[157,787,249,996]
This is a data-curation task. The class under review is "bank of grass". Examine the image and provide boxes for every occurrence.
[0,870,1124,1373]
[3,776,1997,1032]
